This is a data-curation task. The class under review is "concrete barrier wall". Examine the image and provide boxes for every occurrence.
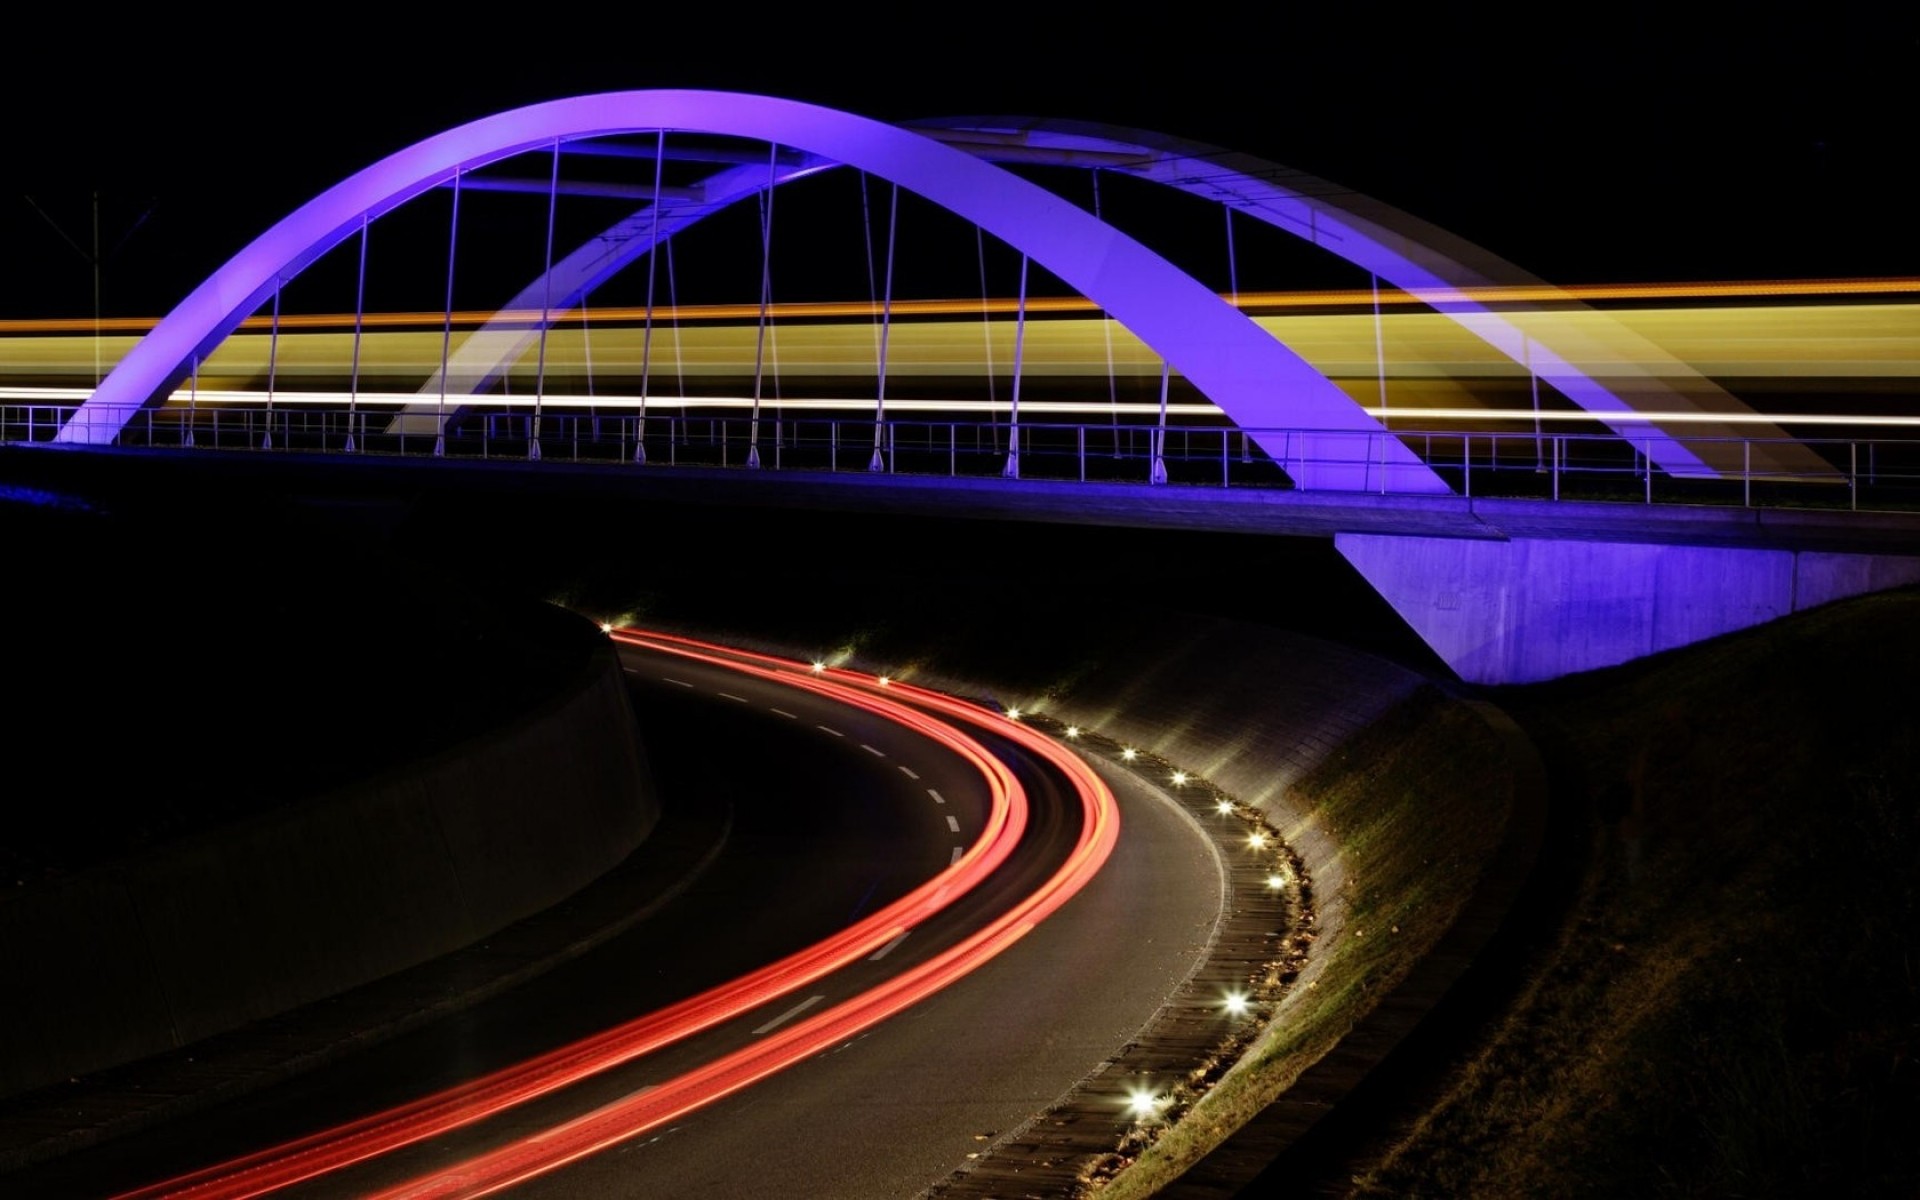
[0,643,656,1101]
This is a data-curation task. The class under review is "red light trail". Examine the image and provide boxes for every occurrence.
[113,631,1062,1199]
[360,633,1120,1199]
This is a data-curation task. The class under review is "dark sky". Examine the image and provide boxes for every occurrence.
[4,8,1915,320]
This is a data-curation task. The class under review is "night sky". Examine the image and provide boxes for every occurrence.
[4,9,1915,321]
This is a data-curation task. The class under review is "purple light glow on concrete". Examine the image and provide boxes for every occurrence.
[60,90,1445,493]
[1337,532,1920,683]
[912,118,1835,484]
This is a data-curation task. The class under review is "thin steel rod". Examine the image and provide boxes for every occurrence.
[346,215,368,451]
[1004,254,1029,478]
[637,129,666,462]
[748,142,777,466]
[436,166,462,456]
[529,140,561,459]
[871,182,898,469]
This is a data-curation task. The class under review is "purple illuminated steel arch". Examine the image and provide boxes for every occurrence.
[906,116,1834,483]
[60,90,1447,493]
[412,111,1834,487]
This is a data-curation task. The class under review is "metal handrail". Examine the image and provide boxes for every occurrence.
[6,401,1919,515]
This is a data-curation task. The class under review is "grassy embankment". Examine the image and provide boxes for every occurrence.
[1339,587,1920,1198]
[1090,682,1517,1198]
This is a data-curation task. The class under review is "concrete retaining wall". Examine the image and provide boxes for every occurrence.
[1339,532,1920,684]
[0,642,656,1101]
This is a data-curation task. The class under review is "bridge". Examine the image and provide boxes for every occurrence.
[5,89,1918,684]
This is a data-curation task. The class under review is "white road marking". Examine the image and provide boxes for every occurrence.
[868,932,910,961]
[946,815,961,833]
[817,725,844,737]
[950,846,964,865]
[927,788,945,804]
[770,708,797,719]
[535,1087,656,1140]
[753,994,827,1035]
[662,677,694,688]
[717,692,749,703]
[898,766,919,780]
[860,743,886,757]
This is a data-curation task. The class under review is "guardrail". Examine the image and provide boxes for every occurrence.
[7,401,1920,513]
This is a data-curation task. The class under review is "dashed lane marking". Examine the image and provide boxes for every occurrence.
[753,995,827,1035]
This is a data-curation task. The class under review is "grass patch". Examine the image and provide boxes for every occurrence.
[1346,589,1920,1198]
[1091,683,1517,1197]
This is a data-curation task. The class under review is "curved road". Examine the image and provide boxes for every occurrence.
[6,637,1223,1199]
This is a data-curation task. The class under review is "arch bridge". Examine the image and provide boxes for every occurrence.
[37,90,1920,683]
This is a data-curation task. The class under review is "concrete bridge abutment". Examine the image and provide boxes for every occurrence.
[1338,532,1920,685]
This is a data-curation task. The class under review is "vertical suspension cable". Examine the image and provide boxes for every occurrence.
[1004,253,1028,479]
[1371,272,1388,420]
[1527,334,1544,471]
[870,181,898,471]
[435,166,462,457]
[1225,205,1240,308]
[977,227,997,450]
[185,354,197,448]
[667,238,686,404]
[1092,170,1118,432]
[1151,359,1170,484]
[747,143,777,468]
[1226,210,1245,461]
[860,172,882,367]
[263,278,280,450]
[530,138,560,460]
[346,214,367,452]
[635,128,666,463]
[582,275,596,437]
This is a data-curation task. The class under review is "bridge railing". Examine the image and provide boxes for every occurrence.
[7,401,1919,514]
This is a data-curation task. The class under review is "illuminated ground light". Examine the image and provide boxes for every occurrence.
[1266,872,1287,890]
[1125,1086,1167,1121]
[1247,831,1269,850]
[1005,706,1023,720]
[1215,798,1235,815]
[811,660,826,673]
[599,622,613,634]
[877,675,891,686]
[1170,770,1189,787]
[1222,990,1251,1017]
[1121,747,1138,761]
[1065,725,1081,739]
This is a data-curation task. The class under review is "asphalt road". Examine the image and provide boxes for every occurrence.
[6,640,1223,1198]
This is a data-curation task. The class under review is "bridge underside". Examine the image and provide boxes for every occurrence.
[1340,533,1920,684]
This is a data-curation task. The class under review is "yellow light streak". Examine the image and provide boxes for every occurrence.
[3,278,1915,335]
[14,387,1920,428]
